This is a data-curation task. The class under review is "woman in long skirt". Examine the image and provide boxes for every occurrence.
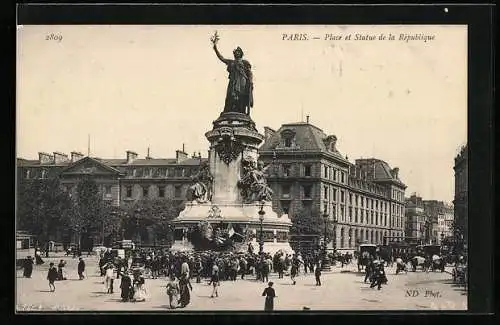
[133,275,148,302]
[178,274,192,307]
[23,256,34,278]
[290,263,298,285]
[262,281,276,311]
[210,266,220,298]
[166,274,180,309]
[120,273,132,302]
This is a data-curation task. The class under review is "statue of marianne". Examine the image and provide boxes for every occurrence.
[211,31,254,115]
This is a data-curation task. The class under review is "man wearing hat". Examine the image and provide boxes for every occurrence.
[78,257,85,280]
[47,262,58,292]
[23,256,34,278]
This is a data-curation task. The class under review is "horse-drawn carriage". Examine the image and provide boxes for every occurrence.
[409,245,444,272]
[423,245,445,272]
[357,244,377,272]
[377,245,393,266]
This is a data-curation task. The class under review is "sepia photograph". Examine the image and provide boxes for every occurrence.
[16,24,469,312]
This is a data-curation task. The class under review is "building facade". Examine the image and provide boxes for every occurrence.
[405,194,427,243]
[259,121,407,251]
[453,145,468,244]
[423,200,454,245]
[405,193,454,245]
[16,148,206,246]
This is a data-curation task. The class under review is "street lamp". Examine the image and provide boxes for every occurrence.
[321,209,331,271]
[258,200,265,255]
[134,209,141,246]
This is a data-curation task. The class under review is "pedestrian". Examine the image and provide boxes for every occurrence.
[78,257,85,280]
[261,258,269,283]
[104,263,115,293]
[364,260,373,283]
[57,259,66,280]
[120,271,133,302]
[395,257,407,275]
[133,274,148,302]
[290,262,298,285]
[181,257,190,280]
[23,256,34,278]
[35,248,44,265]
[178,273,192,307]
[370,263,387,290]
[314,263,322,286]
[239,257,247,280]
[262,281,276,311]
[210,264,220,298]
[166,274,180,309]
[47,262,57,292]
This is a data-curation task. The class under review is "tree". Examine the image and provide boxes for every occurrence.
[17,178,72,247]
[122,198,181,246]
[69,176,107,248]
[290,206,335,246]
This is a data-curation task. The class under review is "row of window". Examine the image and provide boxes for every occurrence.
[127,167,196,178]
[279,163,348,185]
[281,164,313,177]
[323,165,347,184]
[392,203,404,217]
[350,179,386,196]
[281,199,405,229]
[123,184,183,199]
[392,188,405,202]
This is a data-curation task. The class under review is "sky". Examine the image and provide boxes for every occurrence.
[16,25,467,203]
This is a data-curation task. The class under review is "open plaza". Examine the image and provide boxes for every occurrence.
[16,252,467,312]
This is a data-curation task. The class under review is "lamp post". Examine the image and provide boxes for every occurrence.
[258,201,265,255]
[321,209,331,271]
[134,209,141,246]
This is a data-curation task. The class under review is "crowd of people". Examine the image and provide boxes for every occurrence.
[19,243,464,311]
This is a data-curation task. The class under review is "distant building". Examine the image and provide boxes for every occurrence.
[405,193,454,245]
[453,144,468,244]
[405,194,427,243]
[259,120,406,251]
[423,200,454,244]
[16,148,206,247]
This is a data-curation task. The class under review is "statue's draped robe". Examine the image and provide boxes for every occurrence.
[224,59,253,114]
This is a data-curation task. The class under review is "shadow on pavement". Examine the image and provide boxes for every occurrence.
[153,305,176,309]
[37,290,52,293]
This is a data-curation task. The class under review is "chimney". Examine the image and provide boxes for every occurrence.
[176,148,188,163]
[146,147,152,159]
[391,167,399,179]
[306,115,310,124]
[38,152,54,164]
[324,135,337,152]
[264,127,276,141]
[126,150,138,164]
[53,152,69,164]
[198,152,201,159]
[71,151,84,163]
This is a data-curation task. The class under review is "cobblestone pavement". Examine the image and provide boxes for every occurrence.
[16,256,467,311]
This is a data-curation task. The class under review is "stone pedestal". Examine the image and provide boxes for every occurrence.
[171,112,293,254]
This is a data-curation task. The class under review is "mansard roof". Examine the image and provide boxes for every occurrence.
[259,122,346,160]
[17,156,207,168]
[354,158,406,188]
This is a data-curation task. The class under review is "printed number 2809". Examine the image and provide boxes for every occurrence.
[46,33,63,42]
